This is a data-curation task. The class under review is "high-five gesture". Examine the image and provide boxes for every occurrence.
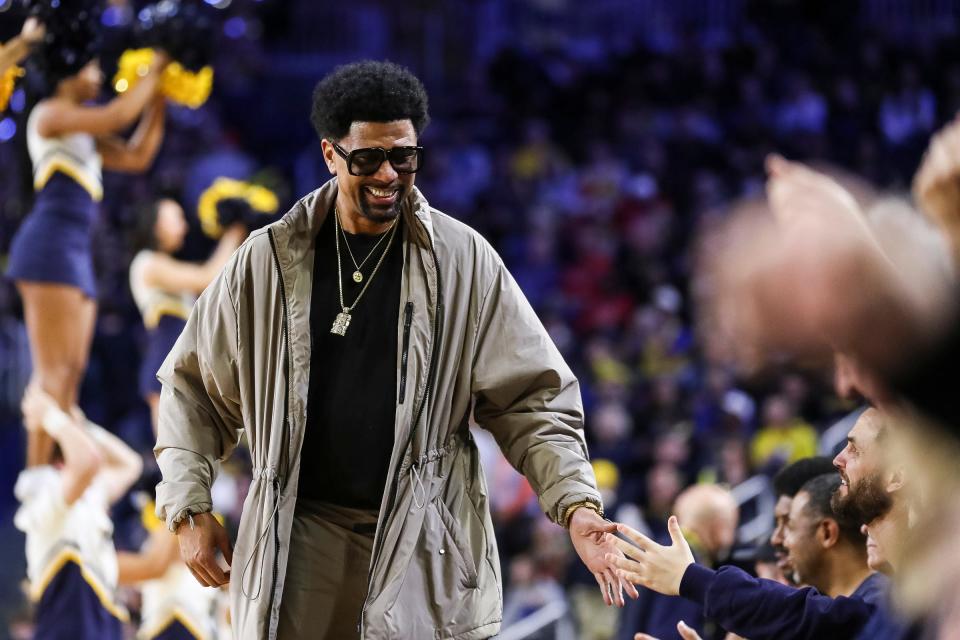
[606,516,694,596]
[568,507,639,606]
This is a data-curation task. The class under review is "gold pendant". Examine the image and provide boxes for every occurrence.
[352,270,363,283]
[331,311,352,336]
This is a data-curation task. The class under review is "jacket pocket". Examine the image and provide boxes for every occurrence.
[432,497,479,589]
[398,301,413,404]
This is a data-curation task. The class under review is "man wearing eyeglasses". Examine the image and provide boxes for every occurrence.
[153,60,627,640]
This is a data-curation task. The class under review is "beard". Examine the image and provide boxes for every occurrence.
[358,185,408,224]
[832,471,893,525]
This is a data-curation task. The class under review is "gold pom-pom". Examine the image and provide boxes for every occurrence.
[160,61,213,109]
[113,48,156,94]
[113,48,214,109]
[198,177,280,238]
[1,63,25,113]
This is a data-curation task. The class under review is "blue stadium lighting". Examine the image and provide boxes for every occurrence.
[102,5,127,27]
[224,16,246,39]
[0,118,16,142]
[10,88,25,113]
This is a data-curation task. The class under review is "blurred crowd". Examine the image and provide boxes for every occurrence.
[3,1,960,639]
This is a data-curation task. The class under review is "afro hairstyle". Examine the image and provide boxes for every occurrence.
[24,0,102,87]
[310,60,429,142]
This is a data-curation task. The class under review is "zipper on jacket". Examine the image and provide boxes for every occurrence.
[412,246,444,434]
[268,475,280,638]
[405,246,444,477]
[266,228,292,638]
[360,240,445,636]
[398,302,413,404]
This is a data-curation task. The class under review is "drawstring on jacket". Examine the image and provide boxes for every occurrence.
[240,469,282,601]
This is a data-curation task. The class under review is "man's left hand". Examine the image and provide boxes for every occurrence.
[568,506,638,607]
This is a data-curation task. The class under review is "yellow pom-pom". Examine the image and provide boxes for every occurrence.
[1,64,25,113]
[198,177,280,238]
[114,48,214,109]
[245,183,280,215]
[160,62,214,109]
[113,48,157,94]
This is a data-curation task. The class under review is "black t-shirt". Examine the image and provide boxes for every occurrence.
[298,209,403,509]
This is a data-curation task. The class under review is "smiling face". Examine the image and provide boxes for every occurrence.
[832,409,884,512]
[770,494,796,579]
[323,120,418,230]
[783,490,828,588]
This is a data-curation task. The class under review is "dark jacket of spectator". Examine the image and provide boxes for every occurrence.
[678,564,892,639]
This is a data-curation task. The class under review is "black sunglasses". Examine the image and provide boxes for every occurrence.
[332,142,424,176]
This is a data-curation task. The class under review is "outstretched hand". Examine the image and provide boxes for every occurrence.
[568,507,639,607]
[606,515,694,597]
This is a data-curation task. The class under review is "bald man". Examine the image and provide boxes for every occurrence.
[673,486,739,568]
[617,485,738,640]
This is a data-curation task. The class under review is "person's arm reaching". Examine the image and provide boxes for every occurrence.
[34,52,168,138]
[80,418,143,504]
[141,223,247,295]
[0,17,43,75]
[21,385,101,505]
[98,94,166,172]
[609,518,874,640]
[471,255,635,606]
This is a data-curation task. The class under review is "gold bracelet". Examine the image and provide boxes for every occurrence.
[561,500,604,529]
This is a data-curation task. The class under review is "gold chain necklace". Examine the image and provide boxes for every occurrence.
[331,209,399,336]
[337,208,396,283]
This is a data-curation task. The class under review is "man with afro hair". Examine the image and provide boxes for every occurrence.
[155,60,624,639]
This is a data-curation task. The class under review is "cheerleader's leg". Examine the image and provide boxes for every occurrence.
[16,281,97,466]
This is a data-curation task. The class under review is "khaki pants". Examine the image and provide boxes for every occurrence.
[276,500,378,640]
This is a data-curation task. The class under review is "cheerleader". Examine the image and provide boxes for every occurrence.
[6,3,168,468]
[129,197,247,433]
[16,384,143,639]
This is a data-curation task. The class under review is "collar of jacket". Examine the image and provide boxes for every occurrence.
[267,177,435,272]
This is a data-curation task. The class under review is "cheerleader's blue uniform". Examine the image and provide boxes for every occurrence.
[6,107,104,298]
[129,250,193,397]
